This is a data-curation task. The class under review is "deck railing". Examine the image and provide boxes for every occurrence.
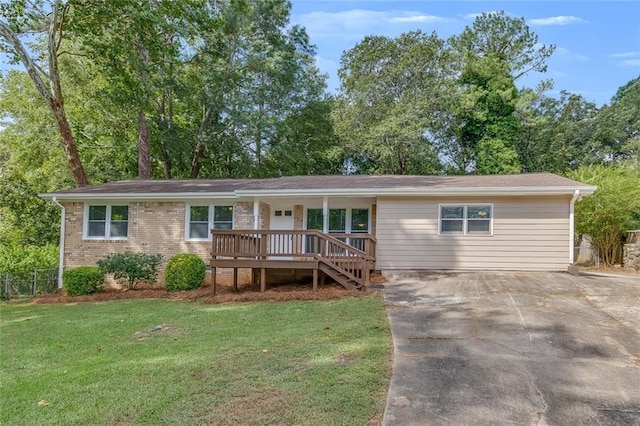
[210,230,376,287]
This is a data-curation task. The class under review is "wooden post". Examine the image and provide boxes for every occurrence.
[312,268,318,292]
[233,268,238,291]
[364,260,370,285]
[261,233,267,259]
[260,268,266,292]
[211,266,216,296]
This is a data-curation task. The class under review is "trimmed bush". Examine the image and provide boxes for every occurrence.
[63,267,104,296]
[97,252,162,290]
[165,254,206,292]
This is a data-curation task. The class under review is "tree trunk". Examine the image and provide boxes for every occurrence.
[0,4,89,187]
[135,39,152,179]
[190,142,205,179]
[52,101,89,186]
[138,111,151,179]
[190,106,215,179]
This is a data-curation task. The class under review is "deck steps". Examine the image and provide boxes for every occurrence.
[318,262,362,290]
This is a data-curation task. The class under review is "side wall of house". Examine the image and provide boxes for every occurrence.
[62,201,256,286]
[376,195,571,271]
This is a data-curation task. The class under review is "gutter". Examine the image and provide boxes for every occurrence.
[569,190,580,264]
[40,185,598,201]
[51,197,65,289]
[236,186,598,197]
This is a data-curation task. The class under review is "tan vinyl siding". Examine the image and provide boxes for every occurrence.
[376,195,571,271]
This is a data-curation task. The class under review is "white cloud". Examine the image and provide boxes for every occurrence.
[618,59,640,68]
[529,16,588,26]
[608,51,640,59]
[606,52,640,68]
[293,9,451,40]
[390,14,448,24]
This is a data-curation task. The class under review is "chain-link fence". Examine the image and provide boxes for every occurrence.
[1,268,59,299]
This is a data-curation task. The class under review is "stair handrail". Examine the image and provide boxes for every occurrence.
[307,230,374,261]
[308,231,371,287]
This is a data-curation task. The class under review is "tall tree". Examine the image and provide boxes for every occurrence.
[456,54,521,174]
[186,0,331,178]
[0,0,88,186]
[265,97,344,176]
[70,0,194,179]
[517,91,599,173]
[440,11,555,173]
[594,75,640,162]
[449,11,555,80]
[569,165,640,266]
[333,31,449,174]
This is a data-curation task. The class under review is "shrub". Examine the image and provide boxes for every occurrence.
[0,243,58,275]
[165,254,206,292]
[63,267,104,296]
[97,252,162,290]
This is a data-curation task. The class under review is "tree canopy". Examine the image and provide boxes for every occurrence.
[1,7,639,260]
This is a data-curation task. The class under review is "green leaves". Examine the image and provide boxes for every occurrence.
[334,31,449,174]
[97,252,162,290]
[449,11,555,80]
[0,172,61,246]
[569,165,640,266]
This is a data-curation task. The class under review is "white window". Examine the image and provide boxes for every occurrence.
[304,207,371,252]
[186,204,233,240]
[305,207,370,234]
[439,204,492,235]
[350,209,369,233]
[84,205,128,239]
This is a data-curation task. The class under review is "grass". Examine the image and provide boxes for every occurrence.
[0,296,392,425]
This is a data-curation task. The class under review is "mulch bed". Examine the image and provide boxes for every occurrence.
[33,271,386,305]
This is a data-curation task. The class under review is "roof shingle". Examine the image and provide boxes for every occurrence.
[41,173,595,198]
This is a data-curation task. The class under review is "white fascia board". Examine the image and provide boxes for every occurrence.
[40,185,597,201]
[236,186,598,197]
[39,192,239,201]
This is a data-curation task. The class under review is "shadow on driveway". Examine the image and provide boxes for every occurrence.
[382,271,640,425]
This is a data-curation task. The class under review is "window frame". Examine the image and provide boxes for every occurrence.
[83,204,129,240]
[438,203,493,236]
[303,207,371,234]
[185,204,234,241]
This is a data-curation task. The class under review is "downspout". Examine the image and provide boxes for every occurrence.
[569,190,580,264]
[51,197,65,289]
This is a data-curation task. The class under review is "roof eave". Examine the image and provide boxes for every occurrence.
[236,186,598,197]
[40,185,597,200]
[39,192,238,201]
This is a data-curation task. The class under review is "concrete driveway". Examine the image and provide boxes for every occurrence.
[382,271,640,425]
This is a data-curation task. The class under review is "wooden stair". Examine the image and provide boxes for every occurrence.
[318,261,362,290]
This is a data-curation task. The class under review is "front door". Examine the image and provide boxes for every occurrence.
[270,204,294,258]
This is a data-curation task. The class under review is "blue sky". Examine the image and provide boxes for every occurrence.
[290,1,640,106]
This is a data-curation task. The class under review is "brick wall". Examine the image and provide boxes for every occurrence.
[63,201,255,286]
[234,201,254,230]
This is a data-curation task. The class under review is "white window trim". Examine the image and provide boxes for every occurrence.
[83,204,129,240]
[303,206,371,234]
[185,204,234,241]
[438,203,493,236]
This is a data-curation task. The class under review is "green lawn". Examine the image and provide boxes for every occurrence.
[1,296,391,425]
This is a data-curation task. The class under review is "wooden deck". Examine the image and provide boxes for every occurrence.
[210,230,376,294]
